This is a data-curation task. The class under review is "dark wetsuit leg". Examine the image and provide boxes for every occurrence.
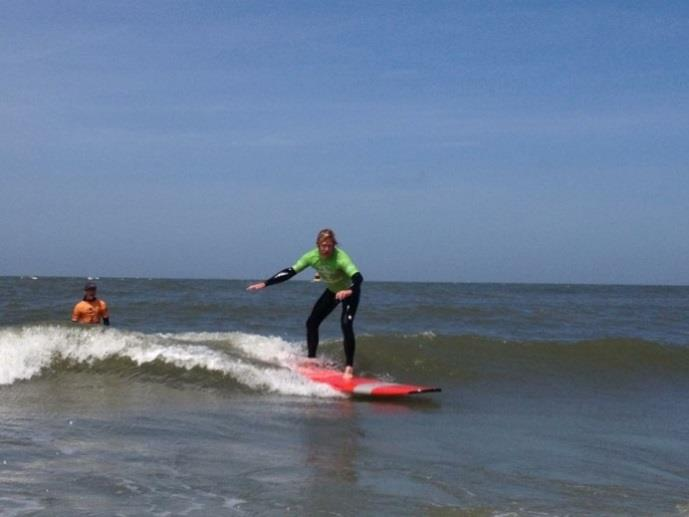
[306,288,361,366]
[306,289,339,358]
[340,289,360,367]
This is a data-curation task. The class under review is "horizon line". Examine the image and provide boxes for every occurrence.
[2,274,687,289]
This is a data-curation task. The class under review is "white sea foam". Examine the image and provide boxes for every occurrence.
[166,331,298,365]
[402,330,436,339]
[0,325,338,397]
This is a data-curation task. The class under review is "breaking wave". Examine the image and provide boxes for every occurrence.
[0,325,338,397]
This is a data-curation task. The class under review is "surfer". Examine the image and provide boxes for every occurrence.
[71,281,110,325]
[247,229,363,378]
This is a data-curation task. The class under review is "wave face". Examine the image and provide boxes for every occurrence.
[2,325,688,393]
[356,333,689,387]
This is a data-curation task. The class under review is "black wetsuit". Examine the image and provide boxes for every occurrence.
[264,265,363,367]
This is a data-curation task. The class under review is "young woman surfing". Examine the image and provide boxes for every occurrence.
[246,229,363,378]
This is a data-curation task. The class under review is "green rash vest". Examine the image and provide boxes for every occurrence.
[292,248,360,293]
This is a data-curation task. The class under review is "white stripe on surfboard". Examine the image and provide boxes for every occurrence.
[352,382,402,395]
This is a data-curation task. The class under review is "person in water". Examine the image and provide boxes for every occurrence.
[72,281,110,325]
[247,229,363,378]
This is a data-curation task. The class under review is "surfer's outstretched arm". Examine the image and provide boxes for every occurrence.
[247,267,298,291]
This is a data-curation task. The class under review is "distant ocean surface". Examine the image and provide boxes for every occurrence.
[1,276,689,516]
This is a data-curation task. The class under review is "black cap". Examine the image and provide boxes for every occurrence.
[84,281,97,290]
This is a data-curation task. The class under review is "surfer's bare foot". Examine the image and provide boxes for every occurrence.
[343,366,354,379]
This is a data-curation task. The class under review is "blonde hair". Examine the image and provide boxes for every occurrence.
[316,228,338,246]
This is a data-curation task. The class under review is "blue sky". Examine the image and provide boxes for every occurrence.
[1,1,688,284]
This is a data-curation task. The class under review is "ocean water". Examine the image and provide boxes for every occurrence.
[1,276,689,516]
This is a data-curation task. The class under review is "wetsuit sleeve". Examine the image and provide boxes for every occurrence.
[350,272,363,294]
[264,267,298,286]
[103,317,110,326]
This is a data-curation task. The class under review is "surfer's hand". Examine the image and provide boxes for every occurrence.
[335,289,352,301]
[246,282,266,292]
